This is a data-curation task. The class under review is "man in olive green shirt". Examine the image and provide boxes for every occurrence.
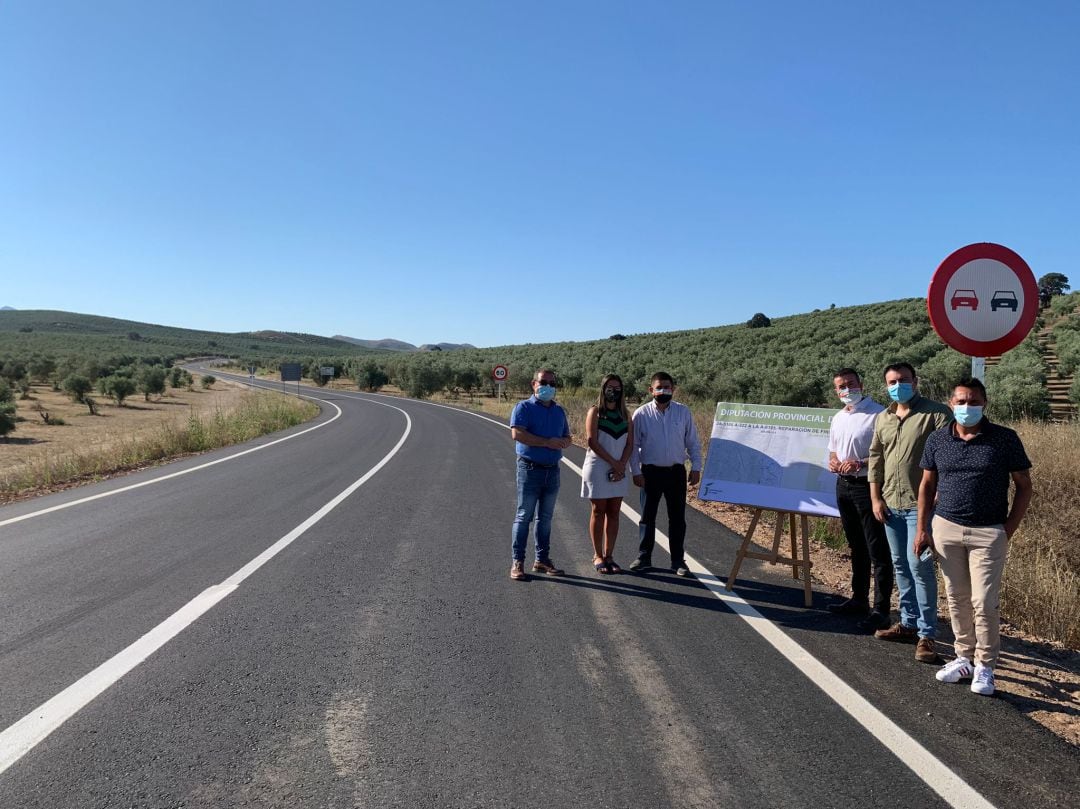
[868,362,952,663]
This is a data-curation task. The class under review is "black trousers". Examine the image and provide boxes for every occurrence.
[638,464,688,566]
[836,476,893,613]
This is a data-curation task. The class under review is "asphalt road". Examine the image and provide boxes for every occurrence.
[0,374,1076,808]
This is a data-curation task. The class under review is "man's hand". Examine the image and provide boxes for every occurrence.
[828,457,841,473]
[871,497,890,523]
[546,436,572,450]
[632,474,645,488]
[688,470,701,486]
[914,529,931,556]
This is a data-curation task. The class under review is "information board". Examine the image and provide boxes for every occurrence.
[698,402,839,517]
[279,363,302,382]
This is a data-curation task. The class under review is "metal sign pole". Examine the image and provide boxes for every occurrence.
[491,365,508,399]
[971,357,986,382]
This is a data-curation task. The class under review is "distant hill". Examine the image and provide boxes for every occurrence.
[334,336,476,352]
[418,342,476,352]
[333,336,417,351]
[0,306,14,311]
[0,310,390,361]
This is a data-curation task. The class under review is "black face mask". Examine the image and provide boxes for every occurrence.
[654,393,673,404]
[604,388,621,404]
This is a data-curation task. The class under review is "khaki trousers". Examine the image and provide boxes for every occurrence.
[931,515,1008,668]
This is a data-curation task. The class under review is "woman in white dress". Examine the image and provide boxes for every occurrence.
[581,374,634,574]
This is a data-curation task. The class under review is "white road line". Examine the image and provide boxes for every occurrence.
[0,393,343,529]
[0,400,412,776]
[561,457,995,809]
[682,563,995,809]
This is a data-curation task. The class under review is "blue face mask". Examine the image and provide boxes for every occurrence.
[953,404,983,427]
[536,385,556,402]
[887,382,915,403]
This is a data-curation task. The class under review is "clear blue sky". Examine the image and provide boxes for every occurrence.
[2,2,1077,347]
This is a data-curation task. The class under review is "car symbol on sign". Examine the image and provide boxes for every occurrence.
[991,290,1018,312]
[950,289,979,311]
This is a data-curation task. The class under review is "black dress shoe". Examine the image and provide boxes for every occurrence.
[856,611,891,632]
[826,598,870,616]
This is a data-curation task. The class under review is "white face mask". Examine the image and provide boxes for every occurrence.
[839,387,863,406]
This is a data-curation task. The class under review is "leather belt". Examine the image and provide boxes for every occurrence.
[518,458,558,469]
[838,474,869,483]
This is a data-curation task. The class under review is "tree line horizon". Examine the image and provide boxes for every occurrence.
[2,282,1076,439]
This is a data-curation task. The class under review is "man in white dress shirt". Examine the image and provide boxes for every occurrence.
[826,368,893,631]
[628,372,702,577]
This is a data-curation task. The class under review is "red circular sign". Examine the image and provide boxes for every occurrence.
[927,242,1038,357]
[492,365,508,381]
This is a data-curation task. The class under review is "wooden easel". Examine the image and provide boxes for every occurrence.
[726,508,814,607]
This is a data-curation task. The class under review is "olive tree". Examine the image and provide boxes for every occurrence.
[62,375,94,409]
[136,366,167,401]
[357,362,389,392]
[100,375,137,406]
[0,380,16,438]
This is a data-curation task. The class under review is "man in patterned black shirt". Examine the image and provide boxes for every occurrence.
[916,378,1033,697]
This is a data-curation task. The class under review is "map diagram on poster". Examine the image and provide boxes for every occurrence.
[698,402,840,517]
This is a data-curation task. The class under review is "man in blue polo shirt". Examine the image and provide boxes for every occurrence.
[509,369,572,581]
[917,378,1033,697]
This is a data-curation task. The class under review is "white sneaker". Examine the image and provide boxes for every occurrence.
[935,657,973,683]
[971,665,995,696]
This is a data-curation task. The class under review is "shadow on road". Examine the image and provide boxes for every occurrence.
[527,572,729,613]
[528,570,882,640]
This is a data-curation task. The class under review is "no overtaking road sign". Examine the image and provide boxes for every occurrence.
[927,242,1038,357]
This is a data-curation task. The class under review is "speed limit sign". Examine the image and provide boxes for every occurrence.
[492,365,508,382]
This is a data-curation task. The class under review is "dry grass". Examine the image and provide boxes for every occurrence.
[0,383,318,501]
[1002,419,1080,648]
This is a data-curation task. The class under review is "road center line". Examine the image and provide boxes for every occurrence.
[0,392,343,529]
[0,400,412,776]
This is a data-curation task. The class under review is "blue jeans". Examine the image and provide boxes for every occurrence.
[883,507,938,638]
[511,458,561,562]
